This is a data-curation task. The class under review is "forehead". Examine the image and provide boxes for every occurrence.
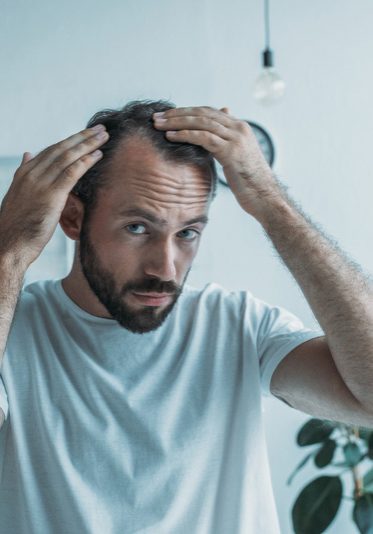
[98,136,212,223]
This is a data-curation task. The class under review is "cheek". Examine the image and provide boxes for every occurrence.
[93,237,136,274]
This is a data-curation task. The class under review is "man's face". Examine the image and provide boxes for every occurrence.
[78,135,212,334]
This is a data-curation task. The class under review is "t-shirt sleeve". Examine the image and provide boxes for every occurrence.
[251,295,324,398]
[0,374,9,423]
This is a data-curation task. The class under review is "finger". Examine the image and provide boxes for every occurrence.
[17,152,33,170]
[14,152,33,176]
[41,128,109,182]
[34,126,108,176]
[23,152,34,163]
[220,107,230,114]
[154,106,233,128]
[154,115,233,141]
[165,129,225,153]
[17,125,108,178]
[52,149,104,189]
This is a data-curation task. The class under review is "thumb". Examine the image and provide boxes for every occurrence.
[21,152,33,165]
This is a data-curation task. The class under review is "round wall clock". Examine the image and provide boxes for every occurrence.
[216,121,275,187]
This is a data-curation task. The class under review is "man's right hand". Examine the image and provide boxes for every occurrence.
[0,124,109,270]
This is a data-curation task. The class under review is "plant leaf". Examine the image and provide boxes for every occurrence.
[358,427,373,443]
[368,434,373,460]
[287,452,315,486]
[343,442,363,468]
[363,469,373,493]
[332,461,350,468]
[292,475,342,533]
[314,439,337,468]
[297,418,337,447]
[352,493,373,534]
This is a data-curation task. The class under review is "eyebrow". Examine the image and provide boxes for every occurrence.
[117,207,209,227]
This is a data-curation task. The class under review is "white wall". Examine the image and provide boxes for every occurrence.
[1,1,373,532]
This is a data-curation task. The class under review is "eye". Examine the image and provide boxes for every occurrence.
[178,229,200,241]
[126,223,147,234]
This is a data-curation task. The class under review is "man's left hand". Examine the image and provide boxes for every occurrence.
[152,105,282,218]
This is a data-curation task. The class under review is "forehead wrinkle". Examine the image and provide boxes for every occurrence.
[130,164,201,182]
[130,194,210,213]
[113,153,211,192]
[127,171,211,193]
[115,191,209,222]
[131,181,210,201]
[139,196,207,208]
[128,192,208,210]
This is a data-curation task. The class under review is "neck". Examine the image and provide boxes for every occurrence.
[62,249,111,318]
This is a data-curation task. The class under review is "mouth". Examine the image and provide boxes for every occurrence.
[132,292,173,307]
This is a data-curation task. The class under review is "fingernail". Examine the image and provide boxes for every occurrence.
[153,112,165,118]
[91,124,106,132]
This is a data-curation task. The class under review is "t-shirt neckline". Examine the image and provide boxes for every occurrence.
[53,279,120,325]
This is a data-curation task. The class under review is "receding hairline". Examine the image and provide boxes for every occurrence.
[72,102,219,213]
[101,131,214,190]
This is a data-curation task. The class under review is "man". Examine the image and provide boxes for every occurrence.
[0,99,372,534]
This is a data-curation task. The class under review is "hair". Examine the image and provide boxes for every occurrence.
[72,99,218,215]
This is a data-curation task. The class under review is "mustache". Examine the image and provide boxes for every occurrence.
[122,278,180,295]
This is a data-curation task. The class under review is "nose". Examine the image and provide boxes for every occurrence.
[143,238,177,281]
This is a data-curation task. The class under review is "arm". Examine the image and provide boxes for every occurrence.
[0,125,110,428]
[259,183,373,426]
[271,336,373,428]
[0,254,26,372]
[0,254,25,428]
[152,106,373,423]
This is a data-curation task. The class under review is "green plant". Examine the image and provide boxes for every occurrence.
[288,418,373,533]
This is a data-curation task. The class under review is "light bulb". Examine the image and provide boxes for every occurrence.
[253,67,286,104]
[253,48,286,105]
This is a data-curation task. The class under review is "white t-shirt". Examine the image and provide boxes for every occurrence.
[0,279,323,534]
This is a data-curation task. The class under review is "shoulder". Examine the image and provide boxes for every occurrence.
[15,279,58,316]
[179,282,308,332]
[180,282,252,318]
[21,278,56,300]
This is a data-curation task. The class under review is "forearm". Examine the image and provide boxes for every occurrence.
[0,253,26,370]
[254,175,373,410]
[146,103,373,409]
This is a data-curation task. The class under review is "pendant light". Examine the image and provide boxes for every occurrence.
[253,0,286,105]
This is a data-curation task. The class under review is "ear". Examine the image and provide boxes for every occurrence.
[59,193,85,241]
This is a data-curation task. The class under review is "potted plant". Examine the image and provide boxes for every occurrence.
[288,418,373,533]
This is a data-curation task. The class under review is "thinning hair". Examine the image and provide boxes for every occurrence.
[72,99,218,214]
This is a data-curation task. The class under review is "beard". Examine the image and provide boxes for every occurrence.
[78,214,190,334]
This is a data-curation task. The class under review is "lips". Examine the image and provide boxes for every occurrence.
[132,292,173,306]
[134,292,172,298]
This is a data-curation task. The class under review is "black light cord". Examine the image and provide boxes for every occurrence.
[264,0,270,49]
[263,0,273,67]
